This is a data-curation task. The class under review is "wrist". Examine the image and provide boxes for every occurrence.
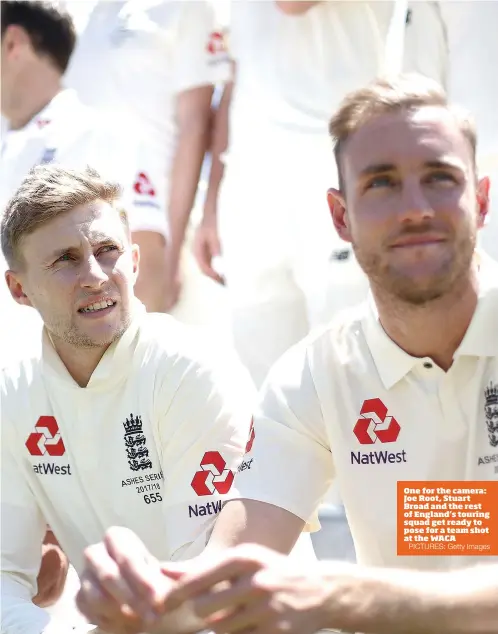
[202,198,218,221]
[316,561,363,632]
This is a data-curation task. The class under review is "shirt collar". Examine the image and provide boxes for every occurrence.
[42,299,146,390]
[24,89,79,133]
[362,252,498,390]
[455,251,498,358]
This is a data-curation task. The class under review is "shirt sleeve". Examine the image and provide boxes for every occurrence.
[1,413,61,634]
[154,339,258,560]
[72,114,170,240]
[171,1,232,95]
[229,340,335,532]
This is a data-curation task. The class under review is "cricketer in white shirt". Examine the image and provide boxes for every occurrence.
[233,251,498,571]
[0,164,256,634]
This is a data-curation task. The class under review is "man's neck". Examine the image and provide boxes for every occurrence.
[50,337,110,388]
[371,271,480,372]
[4,63,63,130]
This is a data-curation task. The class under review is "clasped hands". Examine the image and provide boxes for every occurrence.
[76,528,331,634]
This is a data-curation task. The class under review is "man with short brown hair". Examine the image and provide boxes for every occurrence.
[0,164,255,634]
[77,73,498,634]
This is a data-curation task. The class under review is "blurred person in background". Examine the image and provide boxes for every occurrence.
[0,0,158,334]
[192,0,449,563]
[193,0,448,390]
[440,0,497,262]
[62,0,230,313]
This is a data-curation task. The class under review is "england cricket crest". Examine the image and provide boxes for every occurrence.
[122,414,153,471]
[484,382,498,448]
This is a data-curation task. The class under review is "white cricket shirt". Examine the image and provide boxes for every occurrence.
[226,0,447,161]
[0,89,166,239]
[232,254,498,571]
[1,302,256,634]
[63,0,230,224]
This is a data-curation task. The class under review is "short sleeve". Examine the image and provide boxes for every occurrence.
[79,114,170,240]
[154,338,257,560]
[230,340,335,532]
[171,1,232,95]
[0,405,53,634]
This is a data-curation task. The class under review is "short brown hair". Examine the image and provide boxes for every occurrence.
[1,165,128,269]
[1,1,76,74]
[328,73,477,193]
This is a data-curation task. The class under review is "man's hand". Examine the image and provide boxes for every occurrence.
[33,529,69,607]
[193,215,224,285]
[76,527,176,634]
[161,544,331,634]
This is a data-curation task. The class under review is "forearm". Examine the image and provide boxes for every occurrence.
[33,529,69,607]
[168,122,211,260]
[275,1,322,15]
[203,81,233,220]
[319,561,498,634]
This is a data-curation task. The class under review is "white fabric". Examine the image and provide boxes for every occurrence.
[0,89,164,236]
[0,304,257,633]
[217,0,448,387]
[63,0,230,231]
[440,0,498,262]
[232,253,498,570]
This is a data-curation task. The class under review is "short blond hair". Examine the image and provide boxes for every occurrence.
[328,73,477,192]
[1,164,128,269]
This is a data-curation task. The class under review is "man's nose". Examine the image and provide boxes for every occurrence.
[397,180,436,224]
[79,255,108,288]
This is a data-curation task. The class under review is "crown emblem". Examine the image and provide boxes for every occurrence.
[484,383,498,407]
[123,413,143,436]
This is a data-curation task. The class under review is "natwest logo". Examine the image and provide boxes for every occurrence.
[191,451,234,496]
[188,500,222,518]
[245,418,255,454]
[353,398,400,445]
[206,31,226,55]
[133,172,156,196]
[26,416,65,456]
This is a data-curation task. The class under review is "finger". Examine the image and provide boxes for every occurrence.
[193,576,263,619]
[163,557,261,612]
[77,571,145,634]
[209,600,273,634]
[205,266,225,285]
[104,527,173,612]
[76,570,114,625]
[84,541,150,619]
[159,562,186,580]
[196,245,224,284]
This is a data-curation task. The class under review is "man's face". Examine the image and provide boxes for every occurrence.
[0,25,29,115]
[7,200,139,350]
[328,107,489,304]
